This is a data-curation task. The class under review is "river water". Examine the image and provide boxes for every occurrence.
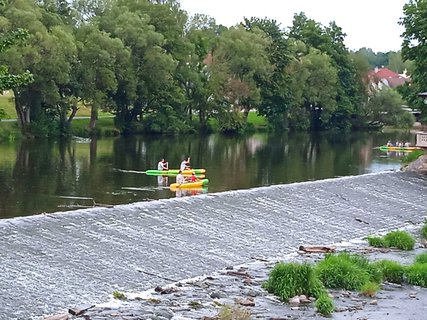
[0,130,415,218]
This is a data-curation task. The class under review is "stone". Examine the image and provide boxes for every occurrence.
[403,154,427,174]
[238,298,255,307]
[68,304,94,315]
[209,291,227,299]
[43,314,69,320]
[370,299,378,305]
[288,296,300,305]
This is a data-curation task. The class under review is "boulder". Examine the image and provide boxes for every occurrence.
[404,154,427,174]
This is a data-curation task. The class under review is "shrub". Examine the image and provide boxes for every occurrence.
[405,263,427,287]
[316,253,371,291]
[367,236,388,248]
[375,260,405,284]
[218,304,251,320]
[383,231,415,251]
[112,290,127,300]
[315,293,334,316]
[421,221,427,240]
[360,282,380,297]
[264,262,327,301]
[415,253,427,264]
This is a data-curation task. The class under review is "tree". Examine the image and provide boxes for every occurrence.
[0,29,33,91]
[401,0,427,121]
[359,88,414,129]
[211,25,272,132]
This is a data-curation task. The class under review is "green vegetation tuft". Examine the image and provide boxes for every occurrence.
[375,260,405,284]
[217,304,251,320]
[402,149,425,164]
[421,220,427,240]
[315,294,334,316]
[415,253,427,264]
[383,230,415,251]
[264,262,326,301]
[360,282,380,297]
[315,253,373,291]
[112,290,127,300]
[367,236,388,248]
[405,263,427,287]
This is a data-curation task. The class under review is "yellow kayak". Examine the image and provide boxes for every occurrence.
[169,179,209,190]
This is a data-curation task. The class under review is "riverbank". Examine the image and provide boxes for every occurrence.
[44,222,427,320]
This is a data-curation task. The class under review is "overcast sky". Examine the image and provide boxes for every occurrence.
[179,0,409,53]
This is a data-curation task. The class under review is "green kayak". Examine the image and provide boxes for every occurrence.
[145,168,206,176]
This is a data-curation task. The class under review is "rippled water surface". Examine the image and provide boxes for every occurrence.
[0,131,415,218]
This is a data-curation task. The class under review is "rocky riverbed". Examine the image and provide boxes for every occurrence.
[44,224,427,320]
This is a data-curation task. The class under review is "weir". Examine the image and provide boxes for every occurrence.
[0,172,426,320]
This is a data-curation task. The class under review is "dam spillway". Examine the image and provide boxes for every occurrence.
[0,172,426,319]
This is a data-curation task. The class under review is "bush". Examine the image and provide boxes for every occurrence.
[217,304,251,320]
[315,293,334,316]
[375,260,405,284]
[405,263,427,287]
[383,230,415,251]
[360,282,380,297]
[415,253,427,264]
[112,290,127,300]
[367,236,388,248]
[316,253,372,291]
[421,221,427,240]
[264,262,326,301]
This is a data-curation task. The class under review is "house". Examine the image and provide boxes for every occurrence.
[367,67,410,92]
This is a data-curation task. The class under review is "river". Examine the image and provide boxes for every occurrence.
[0,130,415,218]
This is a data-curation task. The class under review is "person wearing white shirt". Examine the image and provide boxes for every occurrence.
[158,158,168,171]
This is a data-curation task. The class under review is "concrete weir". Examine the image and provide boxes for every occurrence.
[0,172,426,320]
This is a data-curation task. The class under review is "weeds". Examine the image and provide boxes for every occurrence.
[421,220,427,240]
[316,253,372,291]
[217,304,251,320]
[415,253,427,264]
[360,282,380,297]
[315,294,334,316]
[383,231,415,250]
[405,263,427,287]
[375,260,405,284]
[112,290,127,300]
[366,230,415,251]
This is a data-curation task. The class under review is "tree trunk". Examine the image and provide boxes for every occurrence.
[89,105,98,130]
[68,102,78,124]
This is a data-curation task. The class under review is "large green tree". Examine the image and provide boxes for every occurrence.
[401,0,427,121]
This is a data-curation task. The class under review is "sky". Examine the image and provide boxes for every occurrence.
[179,0,409,53]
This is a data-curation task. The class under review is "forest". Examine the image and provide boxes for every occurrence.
[0,0,425,138]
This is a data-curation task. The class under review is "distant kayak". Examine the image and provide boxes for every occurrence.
[379,145,421,152]
[169,179,209,190]
[145,168,206,176]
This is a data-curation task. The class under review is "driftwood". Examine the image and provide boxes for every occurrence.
[298,245,336,253]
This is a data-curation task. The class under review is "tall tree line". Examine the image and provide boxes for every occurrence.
[0,0,415,137]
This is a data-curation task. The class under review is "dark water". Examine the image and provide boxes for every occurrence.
[0,131,415,218]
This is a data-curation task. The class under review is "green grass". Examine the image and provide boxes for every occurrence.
[415,253,427,264]
[112,290,127,300]
[375,260,405,284]
[405,263,427,287]
[217,304,251,320]
[360,281,380,297]
[247,111,268,128]
[402,149,425,164]
[366,230,415,251]
[383,231,415,251]
[315,294,334,316]
[421,221,427,240]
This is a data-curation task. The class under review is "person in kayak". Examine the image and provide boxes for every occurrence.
[176,170,186,185]
[180,157,190,171]
[158,158,168,171]
[187,171,199,183]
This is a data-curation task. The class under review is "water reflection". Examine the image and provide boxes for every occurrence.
[0,131,415,218]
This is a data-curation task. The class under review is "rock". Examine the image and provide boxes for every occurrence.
[288,296,300,305]
[403,154,427,174]
[243,277,253,285]
[238,298,255,307]
[154,308,174,319]
[299,295,311,304]
[409,292,417,298]
[68,304,94,316]
[290,306,300,310]
[155,286,178,294]
[370,299,378,305]
[43,314,69,320]
[209,291,227,299]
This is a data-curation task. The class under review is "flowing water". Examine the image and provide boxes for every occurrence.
[0,130,416,218]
